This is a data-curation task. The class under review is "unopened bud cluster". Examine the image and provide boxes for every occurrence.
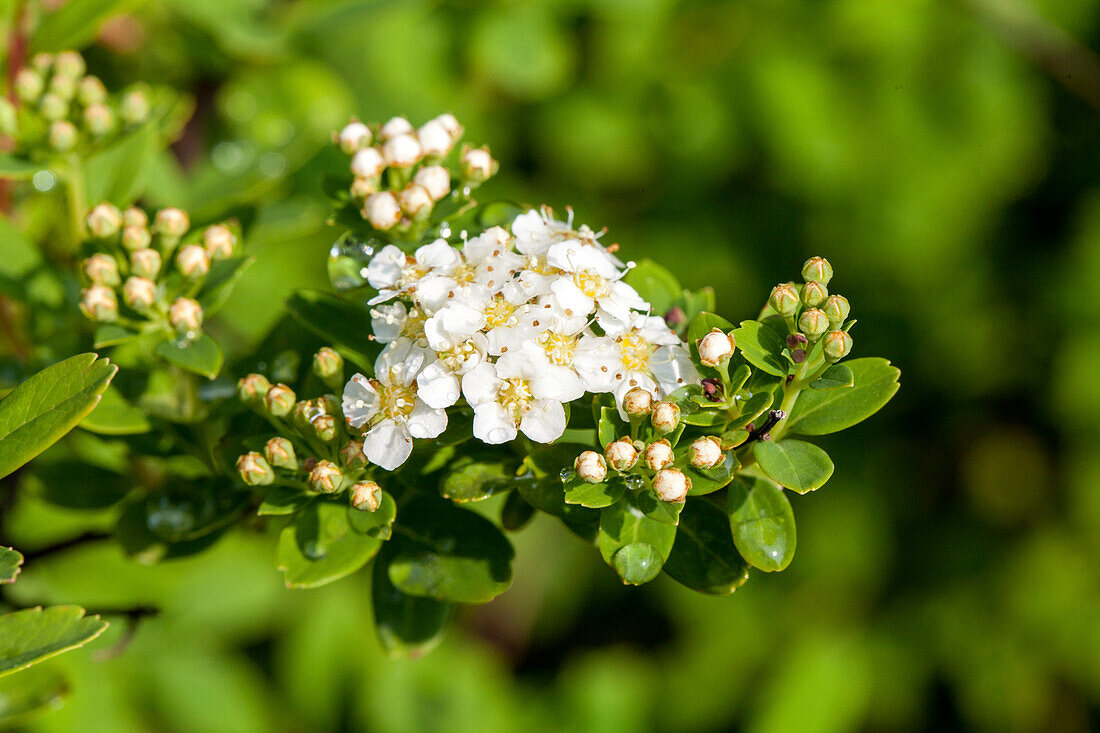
[768,257,853,362]
[5,50,150,156]
[334,113,497,237]
[78,203,240,339]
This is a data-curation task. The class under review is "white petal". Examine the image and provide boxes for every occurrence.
[364,420,414,470]
[520,400,567,443]
[342,373,380,428]
[415,238,460,271]
[650,345,701,394]
[367,245,405,290]
[415,275,457,313]
[608,280,649,313]
[547,241,618,278]
[406,401,448,439]
[376,339,425,386]
[573,336,618,392]
[417,361,462,409]
[369,302,407,343]
[550,278,595,318]
[473,402,518,444]
[532,365,585,402]
[438,302,486,337]
[461,362,500,405]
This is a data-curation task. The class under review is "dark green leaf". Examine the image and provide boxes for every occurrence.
[516,475,599,542]
[372,549,452,659]
[753,439,834,494]
[500,490,536,531]
[681,407,727,428]
[154,334,223,379]
[732,320,788,377]
[624,259,682,315]
[257,486,310,516]
[196,256,255,316]
[664,498,750,594]
[809,363,854,390]
[439,456,515,502]
[728,390,775,430]
[0,354,117,479]
[597,495,677,585]
[0,606,109,677]
[348,493,397,540]
[286,289,377,369]
[684,450,740,496]
[276,500,381,588]
[0,664,69,726]
[0,154,40,180]
[597,406,624,448]
[633,488,685,525]
[785,358,901,435]
[728,476,796,571]
[0,548,22,584]
[80,385,151,435]
[115,497,227,563]
[92,324,142,348]
[31,461,130,509]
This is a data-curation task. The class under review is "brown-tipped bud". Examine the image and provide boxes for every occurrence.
[84,254,120,286]
[38,92,68,121]
[643,439,674,471]
[292,399,317,429]
[312,347,343,381]
[824,295,850,327]
[264,437,297,470]
[689,436,724,469]
[54,51,86,78]
[14,69,44,103]
[78,76,107,106]
[701,378,723,402]
[237,373,272,404]
[769,283,800,316]
[130,248,161,279]
[381,133,422,168]
[413,165,451,201]
[349,176,375,200]
[169,297,203,333]
[650,401,681,434]
[176,244,210,279]
[652,468,691,503]
[786,333,808,350]
[364,192,401,230]
[237,452,274,486]
[121,225,152,252]
[697,328,736,368]
[460,145,497,183]
[312,414,339,443]
[823,330,853,361]
[604,438,639,472]
[86,203,122,238]
[120,89,150,125]
[417,118,454,157]
[350,480,383,512]
[122,207,148,228]
[48,121,78,152]
[801,256,833,285]
[123,276,156,310]
[340,439,367,469]
[309,460,345,494]
[434,113,462,138]
[203,224,236,260]
[31,53,54,72]
[264,384,296,417]
[801,280,828,308]
[83,103,115,137]
[337,121,372,154]
[79,285,118,322]
[623,387,654,417]
[154,207,190,239]
[315,394,340,416]
[397,184,433,217]
[350,147,385,178]
[48,73,77,102]
[574,451,607,483]
[380,116,414,140]
[798,308,829,340]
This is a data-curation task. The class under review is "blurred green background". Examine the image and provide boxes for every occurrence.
[4,0,1100,730]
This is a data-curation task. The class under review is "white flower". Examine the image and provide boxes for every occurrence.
[549,265,647,328]
[351,147,384,178]
[433,113,462,138]
[367,240,460,304]
[397,184,432,216]
[369,301,428,344]
[414,165,451,201]
[382,133,421,168]
[412,235,518,313]
[338,121,372,154]
[380,116,413,139]
[364,192,401,230]
[342,342,446,470]
[417,119,454,157]
[511,206,623,266]
[461,349,573,444]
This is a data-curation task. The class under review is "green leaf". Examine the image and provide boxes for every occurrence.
[687,311,736,345]
[500,490,536,531]
[348,494,397,540]
[0,354,117,479]
[286,289,377,369]
[80,384,151,435]
[753,439,834,494]
[785,358,901,435]
[257,486,310,516]
[0,665,70,726]
[684,450,740,496]
[30,0,149,52]
[439,456,515,502]
[597,406,624,448]
[372,549,452,659]
[664,499,750,594]
[727,390,775,430]
[196,256,255,316]
[84,121,159,207]
[809,363,854,390]
[0,217,41,278]
[92,324,143,348]
[563,474,627,509]
[624,259,682,315]
[597,495,677,585]
[31,461,130,510]
[516,475,599,542]
[0,606,109,677]
[727,476,796,572]
[732,320,788,377]
[154,334,223,379]
[0,548,23,584]
[388,496,514,604]
[0,154,40,180]
[276,500,381,589]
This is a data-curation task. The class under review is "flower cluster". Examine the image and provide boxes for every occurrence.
[768,256,853,362]
[78,202,238,338]
[1,50,149,155]
[341,207,700,471]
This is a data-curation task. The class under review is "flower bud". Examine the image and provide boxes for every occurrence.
[265,383,296,417]
[643,439,674,471]
[802,256,833,285]
[623,387,654,417]
[801,280,828,308]
[315,393,340,416]
[434,113,463,139]
[48,120,78,151]
[309,460,344,494]
[348,147,384,180]
[14,69,44,103]
[237,373,272,404]
[155,207,190,239]
[78,76,107,106]
[130,248,161,279]
[86,203,122,238]
[0,99,15,136]
[363,192,401,230]
[350,480,382,511]
[349,176,374,200]
[292,399,318,429]
[798,308,829,340]
[121,226,152,252]
[168,297,203,333]
[697,328,736,367]
[237,452,274,486]
[120,89,149,125]
[176,245,210,279]
[312,414,339,443]
[341,439,367,469]
[123,276,157,310]
[701,377,723,402]
[652,468,691,503]
[604,438,639,472]
[48,73,77,102]
[689,436,724,469]
[417,119,454,157]
[379,116,413,139]
[337,121,372,154]
[769,283,800,316]
[382,133,421,168]
[54,51,86,78]
[313,347,343,380]
[38,92,68,121]
[397,183,432,217]
[650,401,681,434]
[84,254,119,286]
[824,295,850,327]
[413,165,451,201]
[460,145,497,182]
[203,224,236,260]
[83,103,115,137]
[823,330,853,361]
[31,53,54,72]
[122,207,148,228]
[80,285,118,322]
[264,437,298,470]
[574,451,607,483]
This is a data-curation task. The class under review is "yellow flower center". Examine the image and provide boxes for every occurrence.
[618,332,655,371]
[574,269,609,299]
[402,306,427,340]
[525,255,559,276]
[537,330,577,366]
[484,295,517,329]
[438,339,481,372]
[399,258,430,287]
[499,378,533,423]
[372,376,418,422]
